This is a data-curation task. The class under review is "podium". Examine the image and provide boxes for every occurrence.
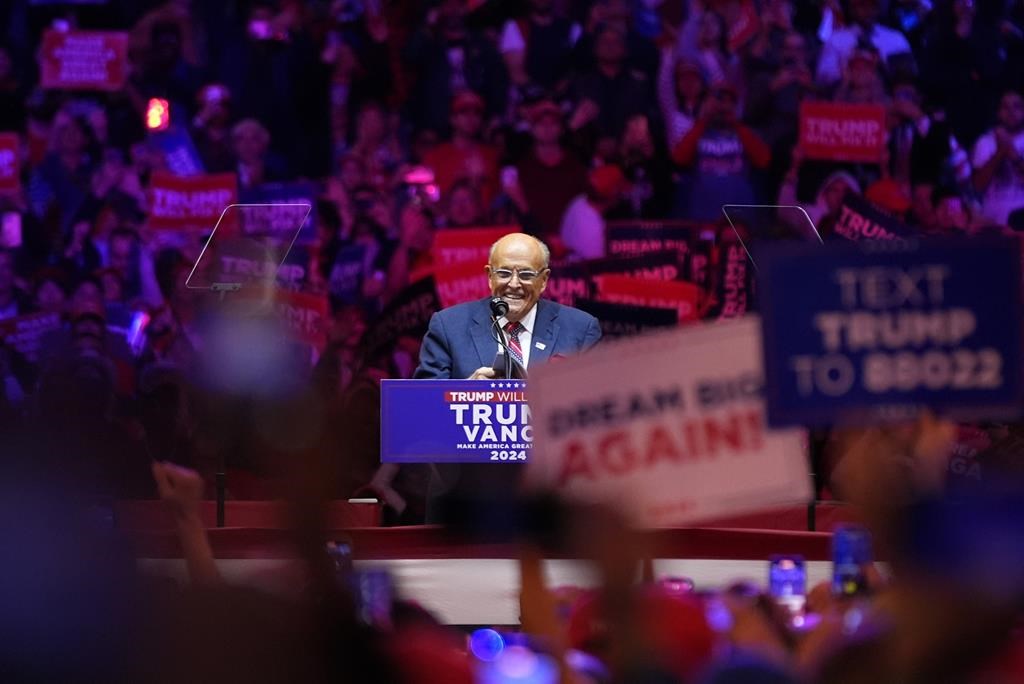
[380,380,533,463]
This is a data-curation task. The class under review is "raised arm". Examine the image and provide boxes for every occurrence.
[152,461,222,588]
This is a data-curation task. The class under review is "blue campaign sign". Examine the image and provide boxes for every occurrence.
[758,239,1023,427]
[150,126,205,176]
[381,380,533,463]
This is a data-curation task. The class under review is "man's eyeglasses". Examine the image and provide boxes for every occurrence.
[489,268,548,283]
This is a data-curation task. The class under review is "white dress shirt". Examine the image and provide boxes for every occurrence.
[497,302,538,369]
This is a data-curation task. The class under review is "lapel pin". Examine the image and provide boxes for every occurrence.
[535,342,546,350]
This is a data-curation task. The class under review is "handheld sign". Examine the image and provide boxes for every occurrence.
[434,258,489,308]
[238,182,319,245]
[149,127,205,176]
[575,299,677,339]
[0,311,62,363]
[40,30,128,92]
[834,194,910,242]
[274,289,328,353]
[525,317,811,528]
[147,172,238,234]
[361,277,439,356]
[757,239,1023,427]
[432,226,518,267]
[606,220,703,258]
[798,102,886,163]
[593,274,700,322]
[381,380,532,463]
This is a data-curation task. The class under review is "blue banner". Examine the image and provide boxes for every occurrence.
[149,126,205,176]
[381,380,533,463]
[758,239,1023,427]
[328,244,368,303]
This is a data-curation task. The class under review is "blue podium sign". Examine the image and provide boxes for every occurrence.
[380,380,533,463]
[758,239,1023,427]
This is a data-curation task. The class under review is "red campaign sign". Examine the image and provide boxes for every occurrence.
[718,242,750,320]
[40,30,128,92]
[435,258,489,309]
[431,226,519,267]
[147,171,238,233]
[594,275,700,323]
[0,133,20,192]
[728,0,761,52]
[0,311,62,362]
[798,101,886,163]
[274,289,328,351]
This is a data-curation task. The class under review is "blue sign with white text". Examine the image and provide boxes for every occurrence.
[758,239,1023,427]
[381,380,533,463]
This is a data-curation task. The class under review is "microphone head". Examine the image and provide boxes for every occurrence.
[489,297,509,317]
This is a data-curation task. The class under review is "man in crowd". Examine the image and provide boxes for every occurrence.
[972,89,1024,225]
[422,90,500,207]
[671,79,771,220]
[500,0,580,92]
[816,0,913,87]
[514,98,589,239]
[570,22,654,146]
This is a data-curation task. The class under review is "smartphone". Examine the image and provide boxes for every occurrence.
[327,540,354,577]
[1,212,21,248]
[352,568,393,629]
[831,525,872,598]
[768,555,806,614]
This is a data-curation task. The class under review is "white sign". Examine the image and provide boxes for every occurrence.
[526,317,811,527]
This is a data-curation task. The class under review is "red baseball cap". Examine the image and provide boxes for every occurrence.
[588,164,630,199]
[865,179,911,214]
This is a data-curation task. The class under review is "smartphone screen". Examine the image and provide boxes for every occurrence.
[769,555,806,614]
[1,212,21,248]
[353,568,392,629]
[832,525,872,597]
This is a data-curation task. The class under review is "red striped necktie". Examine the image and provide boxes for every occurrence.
[504,321,526,370]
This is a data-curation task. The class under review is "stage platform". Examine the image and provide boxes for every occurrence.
[122,500,857,625]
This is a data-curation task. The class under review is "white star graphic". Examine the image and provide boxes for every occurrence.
[497,382,505,388]
[490,383,496,388]
[513,383,521,389]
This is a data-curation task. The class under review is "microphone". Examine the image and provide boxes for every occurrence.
[489,297,509,318]
[488,297,513,379]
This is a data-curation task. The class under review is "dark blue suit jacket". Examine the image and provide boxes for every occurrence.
[414,297,602,379]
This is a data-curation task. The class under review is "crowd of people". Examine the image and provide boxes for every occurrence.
[10,407,1024,682]
[2,0,1023,506]
[3,0,1024,682]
